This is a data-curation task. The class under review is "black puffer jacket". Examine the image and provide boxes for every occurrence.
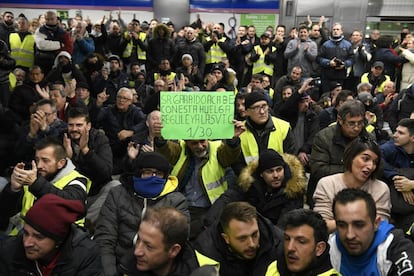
[96,104,146,157]
[69,128,113,196]
[94,174,189,276]
[271,243,340,275]
[9,78,48,124]
[193,213,283,276]
[204,153,306,227]
[147,24,175,72]
[122,242,200,276]
[0,40,15,85]
[278,91,320,154]
[174,37,206,75]
[0,225,103,276]
[388,86,414,132]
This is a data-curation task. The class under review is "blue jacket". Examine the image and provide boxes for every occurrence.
[380,140,414,182]
[380,140,414,232]
[374,48,406,79]
[319,36,353,80]
[330,221,414,276]
[72,36,95,65]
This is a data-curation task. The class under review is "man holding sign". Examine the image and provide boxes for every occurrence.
[154,96,244,238]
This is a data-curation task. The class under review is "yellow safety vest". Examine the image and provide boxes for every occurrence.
[240,116,290,164]
[10,170,91,236]
[122,32,147,61]
[360,73,391,93]
[9,72,16,92]
[268,88,275,99]
[9,33,35,69]
[136,32,147,60]
[195,250,220,268]
[171,140,227,204]
[252,45,276,76]
[205,37,227,64]
[265,260,341,276]
[154,72,176,82]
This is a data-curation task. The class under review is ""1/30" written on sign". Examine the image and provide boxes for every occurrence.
[186,126,213,138]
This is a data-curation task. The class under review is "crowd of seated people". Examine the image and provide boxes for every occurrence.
[1,9,414,275]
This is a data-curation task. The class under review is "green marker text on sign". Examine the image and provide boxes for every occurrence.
[160,92,234,139]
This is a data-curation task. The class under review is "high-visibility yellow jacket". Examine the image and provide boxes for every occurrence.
[9,33,35,69]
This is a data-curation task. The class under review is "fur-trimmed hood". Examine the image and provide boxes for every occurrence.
[238,153,306,198]
[152,23,170,40]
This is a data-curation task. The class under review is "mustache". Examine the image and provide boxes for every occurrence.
[287,252,299,260]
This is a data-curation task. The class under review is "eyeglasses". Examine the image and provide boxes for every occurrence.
[116,96,132,101]
[141,169,165,178]
[343,120,364,128]
[249,104,269,112]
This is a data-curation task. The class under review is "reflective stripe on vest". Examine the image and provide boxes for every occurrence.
[122,38,133,58]
[206,37,227,64]
[9,33,35,68]
[252,45,276,75]
[137,32,147,60]
[240,117,290,164]
[154,72,176,82]
[170,140,227,204]
[9,170,91,236]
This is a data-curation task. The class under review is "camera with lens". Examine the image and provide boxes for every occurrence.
[310,77,321,87]
[211,30,222,40]
[334,58,345,67]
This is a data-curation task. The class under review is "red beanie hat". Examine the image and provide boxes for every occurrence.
[23,194,85,241]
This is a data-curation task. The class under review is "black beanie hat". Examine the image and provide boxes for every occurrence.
[136,152,171,176]
[76,81,90,90]
[244,91,268,109]
[211,63,225,75]
[257,149,285,174]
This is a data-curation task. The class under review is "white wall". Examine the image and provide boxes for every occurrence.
[4,8,154,26]
[3,8,278,36]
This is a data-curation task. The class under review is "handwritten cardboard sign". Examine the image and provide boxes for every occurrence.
[160,91,234,139]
